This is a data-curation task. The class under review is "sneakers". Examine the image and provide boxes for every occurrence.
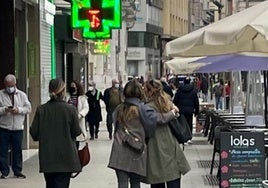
[14,173,26,179]
[0,174,8,179]
[1,173,26,179]
[187,140,193,144]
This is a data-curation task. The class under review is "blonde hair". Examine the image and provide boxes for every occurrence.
[144,79,172,113]
[49,78,65,99]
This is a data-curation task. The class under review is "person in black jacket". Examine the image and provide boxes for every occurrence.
[173,77,199,144]
[200,74,209,102]
[160,77,174,99]
[85,80,104,140]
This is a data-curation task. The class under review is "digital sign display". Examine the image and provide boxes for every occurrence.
[71,0,122,39]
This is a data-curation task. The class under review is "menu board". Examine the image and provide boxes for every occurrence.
[220,132,265,188]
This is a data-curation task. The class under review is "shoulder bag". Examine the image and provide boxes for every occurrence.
[71,141,90,178]
[122,126,145,154]
[168,114,192,144]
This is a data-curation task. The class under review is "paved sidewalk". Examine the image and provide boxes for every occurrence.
[1,98,219,188]
[1,129,219,188]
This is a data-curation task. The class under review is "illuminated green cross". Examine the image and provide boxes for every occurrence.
[71,0,121,39]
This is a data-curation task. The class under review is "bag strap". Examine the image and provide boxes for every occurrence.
[71,171,80,178]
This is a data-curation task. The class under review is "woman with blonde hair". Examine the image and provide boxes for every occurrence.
[143,79,191,188]
[108,79,178,188]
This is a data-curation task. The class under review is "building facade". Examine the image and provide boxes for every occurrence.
[126,0,163,80]
[0,0,41,149]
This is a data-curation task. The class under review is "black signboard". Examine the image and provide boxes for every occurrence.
[220,132,265,188]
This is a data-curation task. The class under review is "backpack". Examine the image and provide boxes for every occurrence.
[214,84,223,97]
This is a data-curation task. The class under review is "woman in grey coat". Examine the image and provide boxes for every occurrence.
[108,79,178,188]
[143,79,191,188]
[30,78,82,188]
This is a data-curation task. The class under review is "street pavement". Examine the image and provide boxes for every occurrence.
[1,129,219,188]
[1,99,220,188]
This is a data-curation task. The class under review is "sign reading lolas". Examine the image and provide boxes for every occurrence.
[220,132,265,188]
[71,0,122,39]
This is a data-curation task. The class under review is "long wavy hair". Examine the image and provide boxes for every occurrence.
[116,79,144,124]
[143,79,171,113]
[70,80,85,96]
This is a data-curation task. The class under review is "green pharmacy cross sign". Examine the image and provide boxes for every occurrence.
[71,0,121,39]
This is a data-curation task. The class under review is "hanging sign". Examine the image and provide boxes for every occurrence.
[71,0,122,39]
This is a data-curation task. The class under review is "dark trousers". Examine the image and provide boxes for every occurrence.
[183,113,194,135]
[44,172,71,188]
[106,112,113,136]
[89,122,100,138]
[151,178,181,188]
[0,128,23,176]
[115,169,140,188]
[226,96,230,110]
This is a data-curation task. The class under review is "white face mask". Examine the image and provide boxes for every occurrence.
[88,86,94,91]
[114,84,120,89]
[6,86,15,94]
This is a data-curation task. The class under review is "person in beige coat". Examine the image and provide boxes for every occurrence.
[66,80,89,148]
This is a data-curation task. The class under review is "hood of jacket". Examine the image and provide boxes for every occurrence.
[179,83,194,93]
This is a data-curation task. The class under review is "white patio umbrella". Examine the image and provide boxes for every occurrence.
[165,1,268,57]
[164,57,206,74]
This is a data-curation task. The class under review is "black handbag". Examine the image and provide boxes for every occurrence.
[168,114,192,144]
[122,126,145,154]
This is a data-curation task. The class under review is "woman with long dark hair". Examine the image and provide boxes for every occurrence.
[66,80,89,147]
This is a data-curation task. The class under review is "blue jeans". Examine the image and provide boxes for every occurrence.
[215,96,223,110]
[115,169,141,188]
[0,127,23,176]
[151,178,181,188]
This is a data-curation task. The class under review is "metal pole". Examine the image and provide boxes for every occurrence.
[246,0,249,8]
[264,71,268,126]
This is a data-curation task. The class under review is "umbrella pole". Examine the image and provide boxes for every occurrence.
[264,71,268,127]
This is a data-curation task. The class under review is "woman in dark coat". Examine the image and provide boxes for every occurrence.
[30,78,82,188]
[173,77,199,144]
[85,80,103,140]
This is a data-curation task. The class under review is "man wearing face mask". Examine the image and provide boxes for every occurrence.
[0,74,32,179]
[85,80,104,140]
[103,78,123,140]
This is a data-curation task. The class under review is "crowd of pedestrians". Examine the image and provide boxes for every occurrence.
[0,72,231,188]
